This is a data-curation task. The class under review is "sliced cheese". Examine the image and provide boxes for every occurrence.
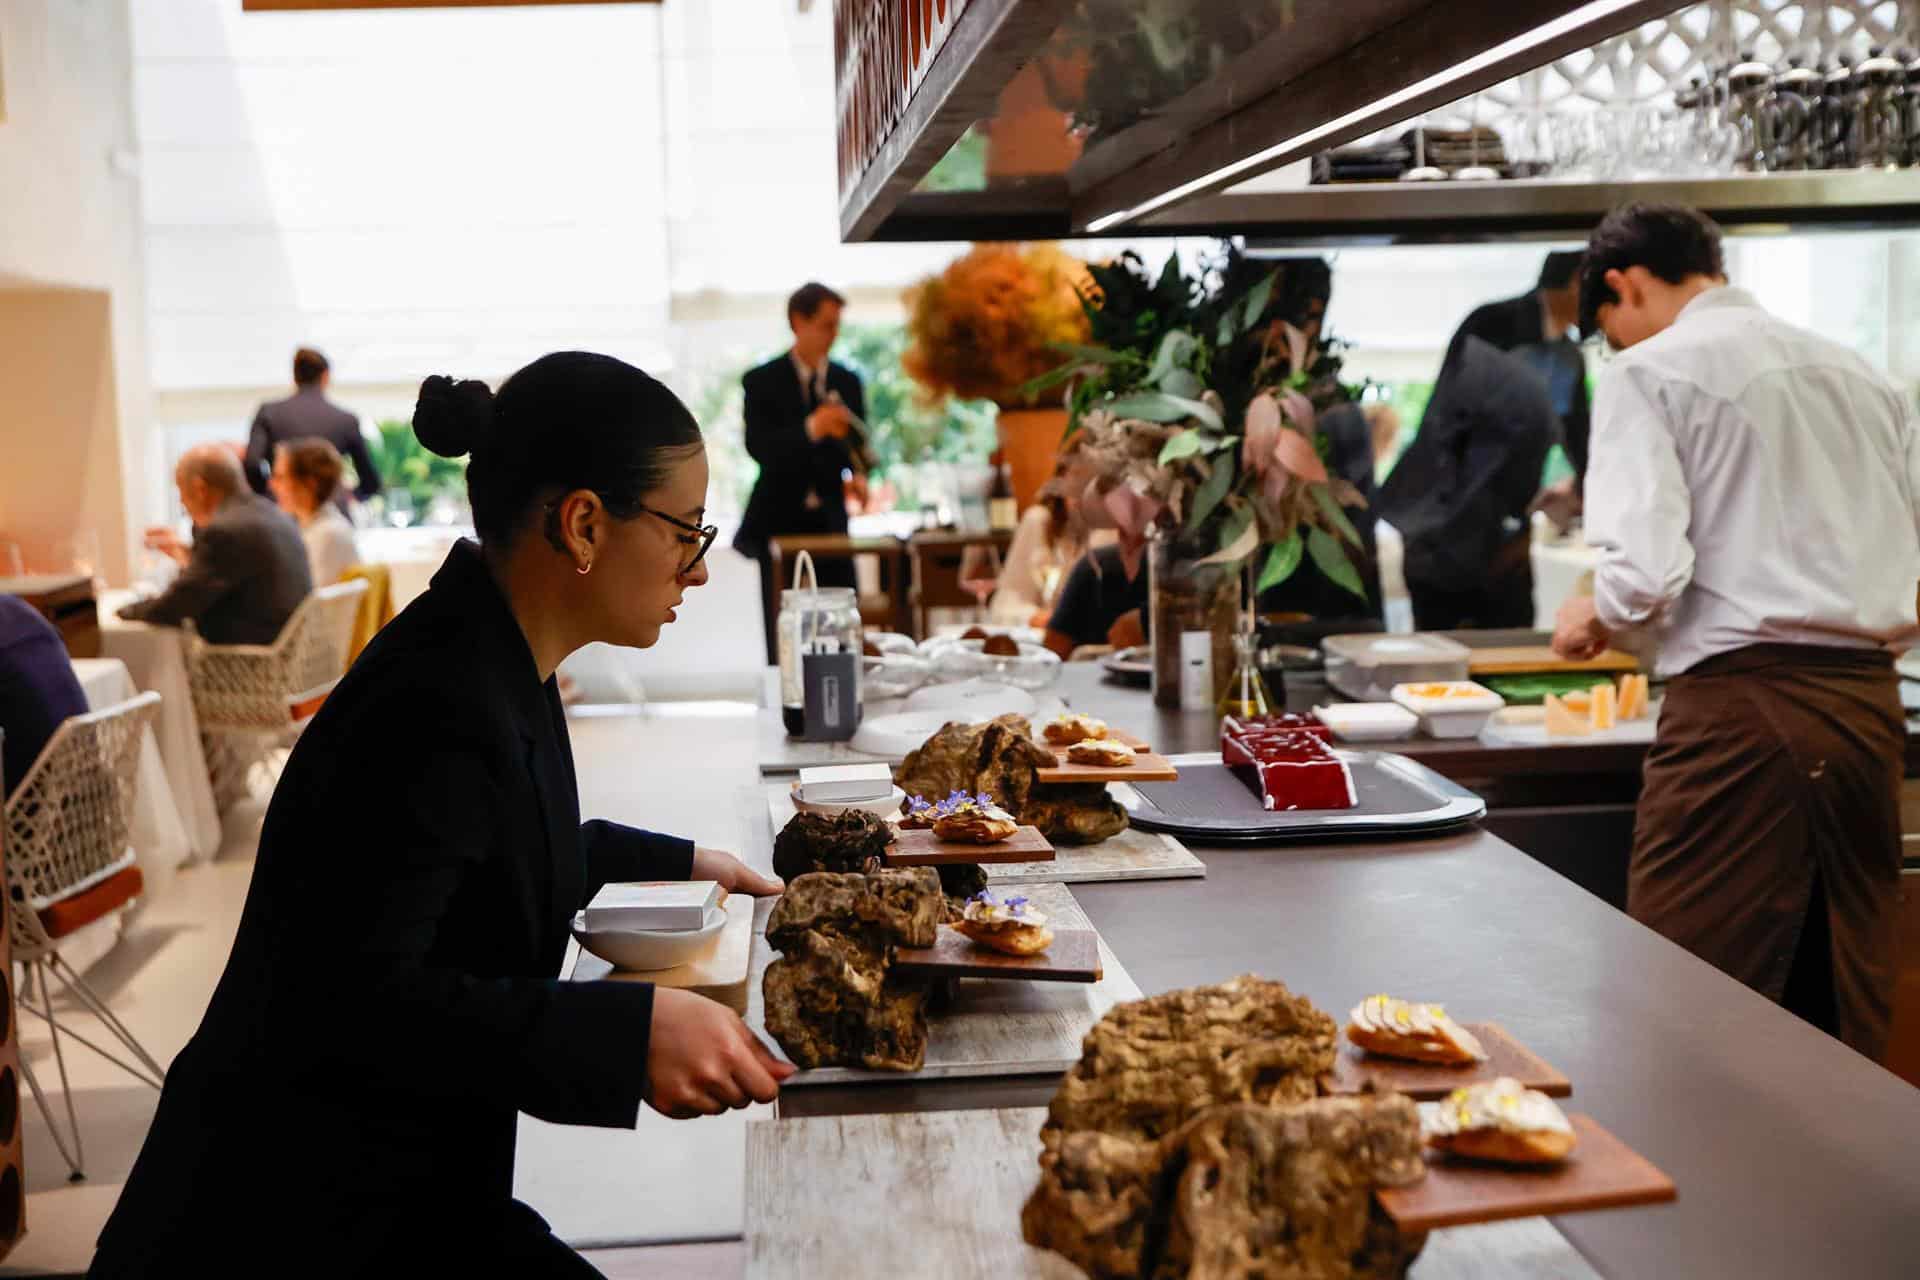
[1618,674,1650,721]
[1561,689,1593,715]
[1590,682,1617,732]
[1544,694,1590,738]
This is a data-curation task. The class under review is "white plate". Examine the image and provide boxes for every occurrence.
[901,679,1036,718]
[1102,645,1154,676]
[570,904,727,972]
[1312,702,1419,742]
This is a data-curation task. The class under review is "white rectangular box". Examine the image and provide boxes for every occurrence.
[584,881,723,932]
[797,763,893,803]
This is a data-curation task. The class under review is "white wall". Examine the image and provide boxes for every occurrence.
[0,0,152,582]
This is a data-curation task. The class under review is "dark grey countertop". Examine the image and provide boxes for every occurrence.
[750,788,1920,1276]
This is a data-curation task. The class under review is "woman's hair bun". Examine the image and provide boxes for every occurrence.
[412,374,496,459]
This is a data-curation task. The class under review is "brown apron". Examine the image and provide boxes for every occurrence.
[1630,643,1903,1058]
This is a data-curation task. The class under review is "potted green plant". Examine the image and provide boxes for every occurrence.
[1025,246,1367,708]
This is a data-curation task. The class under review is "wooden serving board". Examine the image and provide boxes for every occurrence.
[764,785,1206,885]
[893,925,1102,984]
[745,1108,1604,1280]
[1321,1022,1571,1101]
[888,825,1055,866]
[566,891,755,1015]
[1034,748,1180,784]
[1379,1114,1676,1232]
[748,884,1140,1087]
[1466,646,1639,676]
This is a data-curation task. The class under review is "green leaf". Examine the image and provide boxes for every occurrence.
[1159,368,1203,400]
[1103,392,1223,432]
[1185,453,1235,532]
[1310,483,1361,545]
[1240,269,1278,333]
[1217,313,1237,347]
[1197,506,1258,567]
[1205,433,1240,453]
[1047,341,1130,365]
[1157,430,1208,466]
[1307,526,1368,601]
[1147,329,1198,384]
[1257,531,1304,593]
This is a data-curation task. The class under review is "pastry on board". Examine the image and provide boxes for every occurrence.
[897,794,939,830]
[1066,739,1136,767]
[1346,995,1486,1065]
[1043,713,1109,745]
[950,890,1053,955]
[928,791,1020,844]
[1421,1077,1576,1165]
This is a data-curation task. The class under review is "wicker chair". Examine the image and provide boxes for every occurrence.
[185,579,369,734]
[3,692,163,1180]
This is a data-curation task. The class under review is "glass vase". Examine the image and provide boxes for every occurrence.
[1147,533,1239,711]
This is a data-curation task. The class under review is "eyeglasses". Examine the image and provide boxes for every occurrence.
[638,505,719,575]
[541,498,718,576]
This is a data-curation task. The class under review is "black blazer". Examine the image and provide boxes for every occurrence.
[245,385,384,501]
[731,354,866,560]
[1439,292,1590,482]
[117,494,313,645]
[92,541,693,1277]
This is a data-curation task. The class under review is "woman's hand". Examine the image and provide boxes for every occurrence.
[645,989,794,1119]
[691,847,783,897]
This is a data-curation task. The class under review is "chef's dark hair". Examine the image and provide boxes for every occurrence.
[1537,251,1584,292]
[411,351,702,549]
[1578,204,1725,337]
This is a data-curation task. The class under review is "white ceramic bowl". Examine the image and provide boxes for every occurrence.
[863,631,920,657]
[1389,681,1506,740]
[570,904,727,972]
[937,639,1062,691]
[790,782,905,820]
[863,653,933,700]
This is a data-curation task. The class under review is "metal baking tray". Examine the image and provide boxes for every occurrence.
[1114,751,1485,842]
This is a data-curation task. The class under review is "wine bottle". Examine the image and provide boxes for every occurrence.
[987,452,1018,532]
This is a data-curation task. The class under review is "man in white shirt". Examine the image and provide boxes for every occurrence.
[1553,204,1920,1057]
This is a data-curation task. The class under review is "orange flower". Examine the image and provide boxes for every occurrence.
[903,243,1092,407]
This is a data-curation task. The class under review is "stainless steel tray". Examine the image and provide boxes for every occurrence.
[1115,751,1485,842]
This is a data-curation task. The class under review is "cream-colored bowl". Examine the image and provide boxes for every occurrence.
[788,782,905,820]
[570,904,727,972]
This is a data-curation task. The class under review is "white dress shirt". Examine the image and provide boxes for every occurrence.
[1585,286,1920,676]
[300,503,361,587]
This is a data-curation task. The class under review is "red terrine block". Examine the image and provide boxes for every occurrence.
[1220,713,1335,740]
[1221,724,1357,812]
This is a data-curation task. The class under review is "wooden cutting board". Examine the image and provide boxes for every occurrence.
[1321,1022,1571,1101]
[1467,646,1639,676]
[1378,1114,1676,1232]
[893,924,1102,983]
[888,825,1056,866]
[1035,748,1180,784]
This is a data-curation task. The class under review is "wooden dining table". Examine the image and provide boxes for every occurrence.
[565,677,1920,1279]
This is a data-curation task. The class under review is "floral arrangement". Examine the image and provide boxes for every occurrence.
[902,243,1094,408]
[1025,245,1366,599]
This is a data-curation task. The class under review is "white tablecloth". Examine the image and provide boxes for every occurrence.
[97,590,222,861]
[70,658,195,880]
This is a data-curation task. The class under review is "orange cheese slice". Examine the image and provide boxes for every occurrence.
[1617,674,1650,721]
[1561,689,1593,715]
[1544,694,1590,738]
[1590,682,1617,732]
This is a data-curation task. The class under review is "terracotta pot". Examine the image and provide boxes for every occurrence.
[994,406,1069,512]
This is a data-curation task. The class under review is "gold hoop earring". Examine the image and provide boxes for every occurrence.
[576,560,593,576]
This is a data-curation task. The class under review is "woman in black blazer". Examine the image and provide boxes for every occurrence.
[92,353,791,1278]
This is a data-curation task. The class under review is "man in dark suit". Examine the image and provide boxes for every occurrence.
[1436,250,1589,503]
[733,282,876,660]
[244,346,383,505]
[120,444,313,644]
